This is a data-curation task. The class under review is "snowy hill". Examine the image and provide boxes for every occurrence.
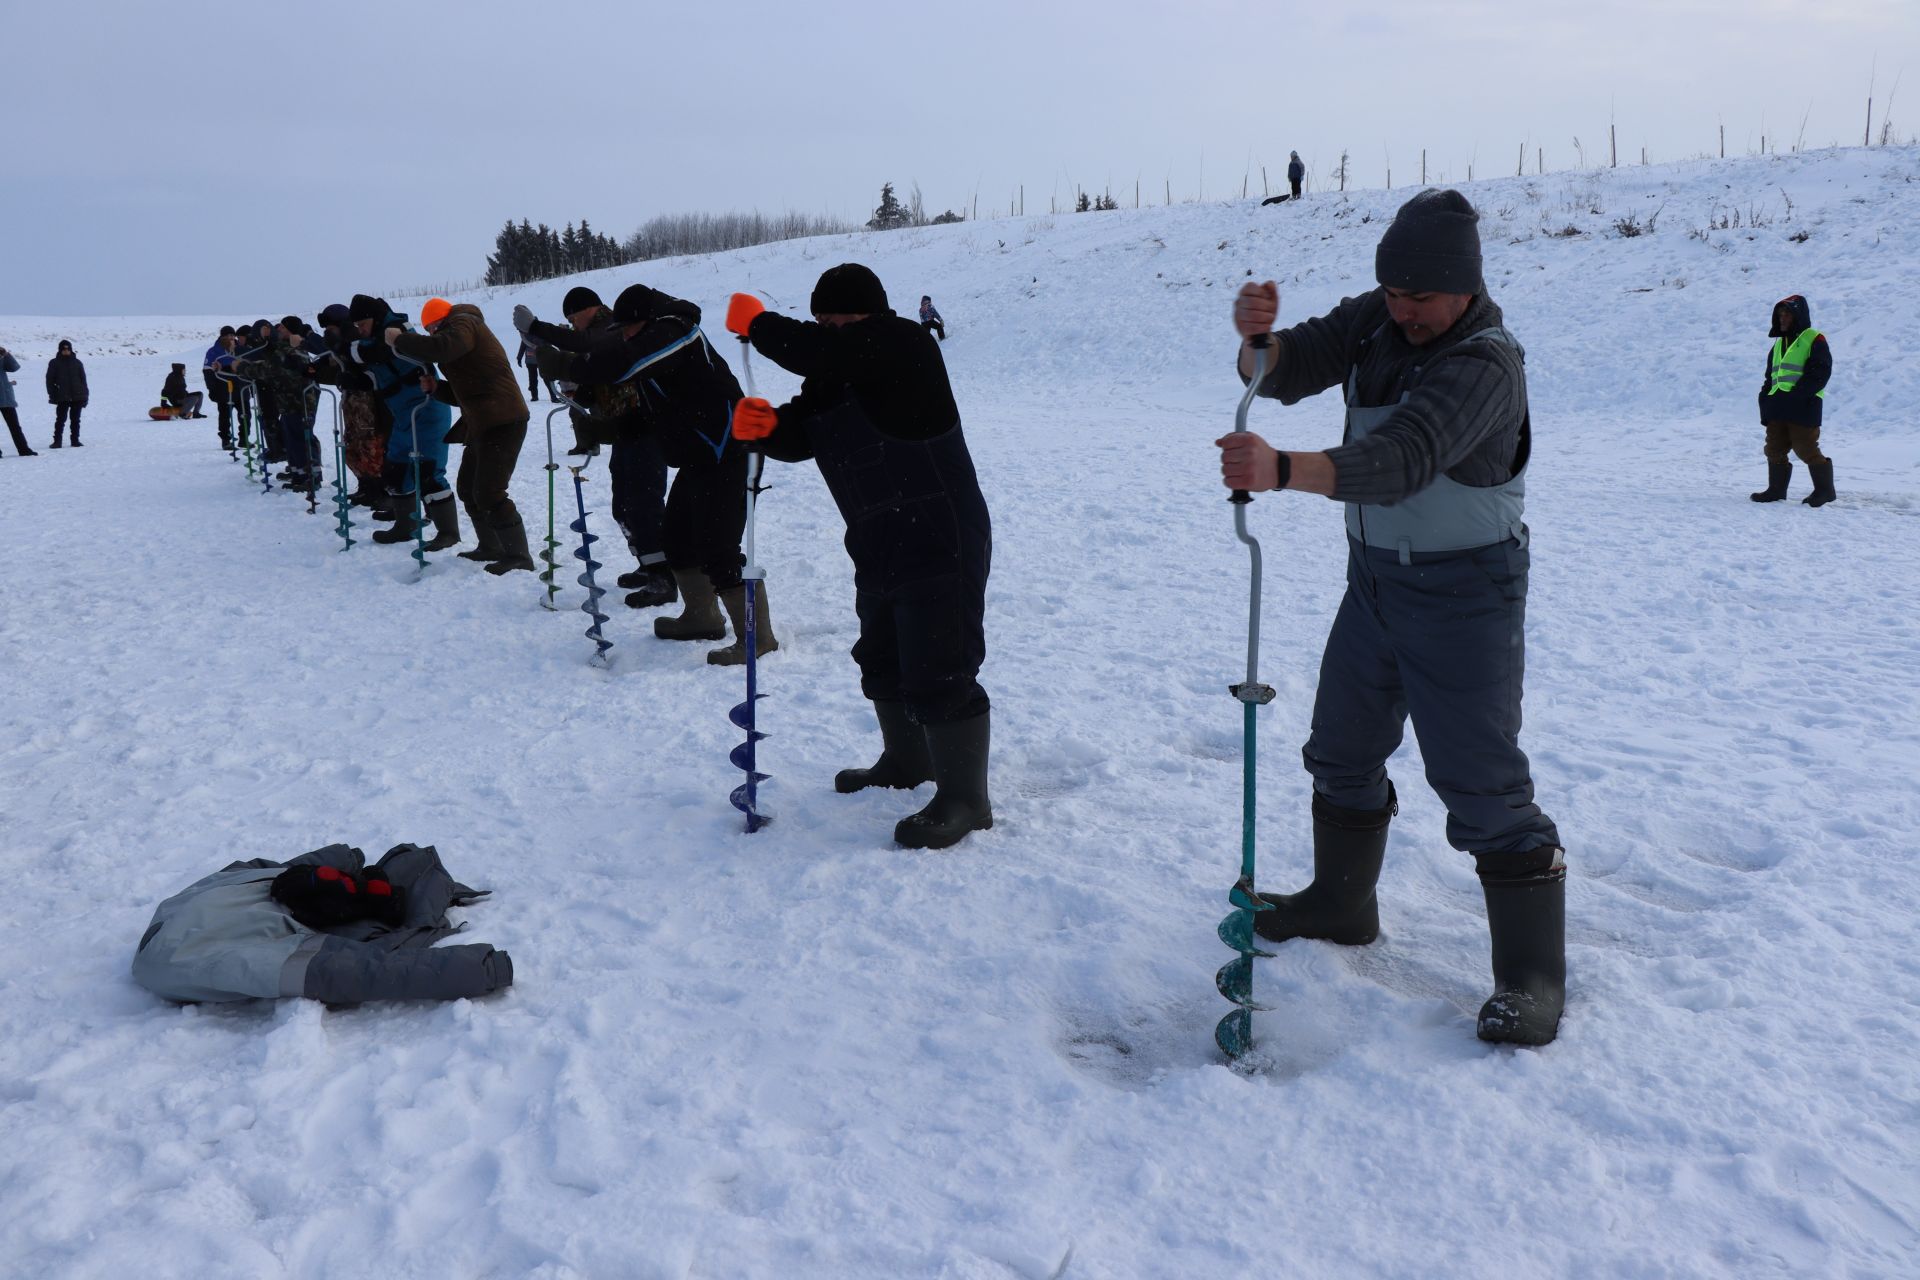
[1,146,1916,1278]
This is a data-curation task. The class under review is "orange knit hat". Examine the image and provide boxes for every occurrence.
[419,297,453,329]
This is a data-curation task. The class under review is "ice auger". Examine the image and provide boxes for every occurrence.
[538,403,569,611]
[1215,334,1277,1062]
[729,337,772,832]
[311,386,352,550]
[566,452,614,667]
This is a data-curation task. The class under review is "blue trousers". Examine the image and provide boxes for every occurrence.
[1303,537,1558,854]
[609,437,668,562]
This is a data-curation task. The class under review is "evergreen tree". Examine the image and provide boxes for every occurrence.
[867,183,910,231]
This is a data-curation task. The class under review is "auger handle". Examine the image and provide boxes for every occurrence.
[1230,333,1271,506]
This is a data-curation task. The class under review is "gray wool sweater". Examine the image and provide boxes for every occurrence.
[1246,289,1527,506]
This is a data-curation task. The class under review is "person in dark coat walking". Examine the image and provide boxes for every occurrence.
[1217,189,1565,1045]
[526,284,760,656]
[46,340,88,447]
[514,285,676,609]
[1749,293,1835,506]
[0,342,37,455]
[516,337,557,401]
[729,263,994,850]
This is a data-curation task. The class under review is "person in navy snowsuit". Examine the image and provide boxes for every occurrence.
[732,264,994,850]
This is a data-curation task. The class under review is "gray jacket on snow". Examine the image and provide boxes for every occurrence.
[132,843,513,1004]
[0,350,19,410]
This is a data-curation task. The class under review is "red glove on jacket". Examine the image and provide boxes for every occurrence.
[732,396,778,441]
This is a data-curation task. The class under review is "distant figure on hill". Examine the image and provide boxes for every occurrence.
[1749,294,1835,507]
[1288,151,1304,199]
[46,340,88,448]
[516,336,556,402]
[0,341,36,455]
[919,295,946,341]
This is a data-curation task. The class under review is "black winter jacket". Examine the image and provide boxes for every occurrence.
[46,353,89,405]
[1758,294,1829,429]
[535,296,741,469]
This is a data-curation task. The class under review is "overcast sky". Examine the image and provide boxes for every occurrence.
[3,0,1912,316]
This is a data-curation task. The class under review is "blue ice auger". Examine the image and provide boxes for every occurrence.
[538,403,569,611]
[405,400,431,578]
[729,337,771,832]
[311,386,352,550]
[566,452,614,667]
[233,377,269,491]
[221,371,241,463]
[1215,334,1278,1062]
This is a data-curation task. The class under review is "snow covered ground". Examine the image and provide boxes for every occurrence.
[2,146,1917,1279]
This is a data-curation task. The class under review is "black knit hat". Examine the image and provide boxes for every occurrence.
[171,362,185,370]
[219,325,236,337]
[810,263,890,316]
[562,286,603,318]
[348,294,389,323]
[279,315,306,334]
[1375,189,1483,295]
[318,303,352,328]
[612,284,672,325]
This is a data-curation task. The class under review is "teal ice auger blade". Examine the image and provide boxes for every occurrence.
[405,402,430,579]
[1215,334,1276,1062]
[317,387,354,550]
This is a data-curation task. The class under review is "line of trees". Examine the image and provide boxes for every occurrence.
[622,210,858,262]
[484,219,634,287]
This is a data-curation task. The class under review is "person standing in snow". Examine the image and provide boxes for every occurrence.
[514,286,676,610]
[234,318,324,490]
[728,264,994,850]
[1287,151,1305,200]
[46,340,88,448]
[307,302,389,508]
[918,295,946,341]
[240,320,283,462]
[524,283,760,658]
[516,337,556,402]
[0,343,37,455]
[203,327,242,450]
[345,294,459,551]
[1749,294,1835,507]
[1216,189,1565,1045]
[387,298,535,572]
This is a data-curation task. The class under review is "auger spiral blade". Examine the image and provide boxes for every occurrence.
[538,406,567,611]
[728,577,771,832]
[568,465,613,667]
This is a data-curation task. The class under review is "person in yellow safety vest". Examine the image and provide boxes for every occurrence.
[1751,294,1835,507]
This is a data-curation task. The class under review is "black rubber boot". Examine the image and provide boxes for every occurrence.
[484,510,537,574]
[894,712,992,850]
[421,496,462,552]
[653,569,725,640]
[1749,461,1791,502]
[708,582,779,666]
[622,563,678,609]
[1474,846,1567,1046]
[1802,460,1836,508]
[836,701,933,794]
[372,501,422,544]
[1253,787,1396,945]
[457,505,505,562]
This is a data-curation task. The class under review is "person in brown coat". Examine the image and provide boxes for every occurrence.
[387,298,535,572]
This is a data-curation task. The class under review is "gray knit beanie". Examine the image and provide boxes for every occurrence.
[1375,189,1483,294]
